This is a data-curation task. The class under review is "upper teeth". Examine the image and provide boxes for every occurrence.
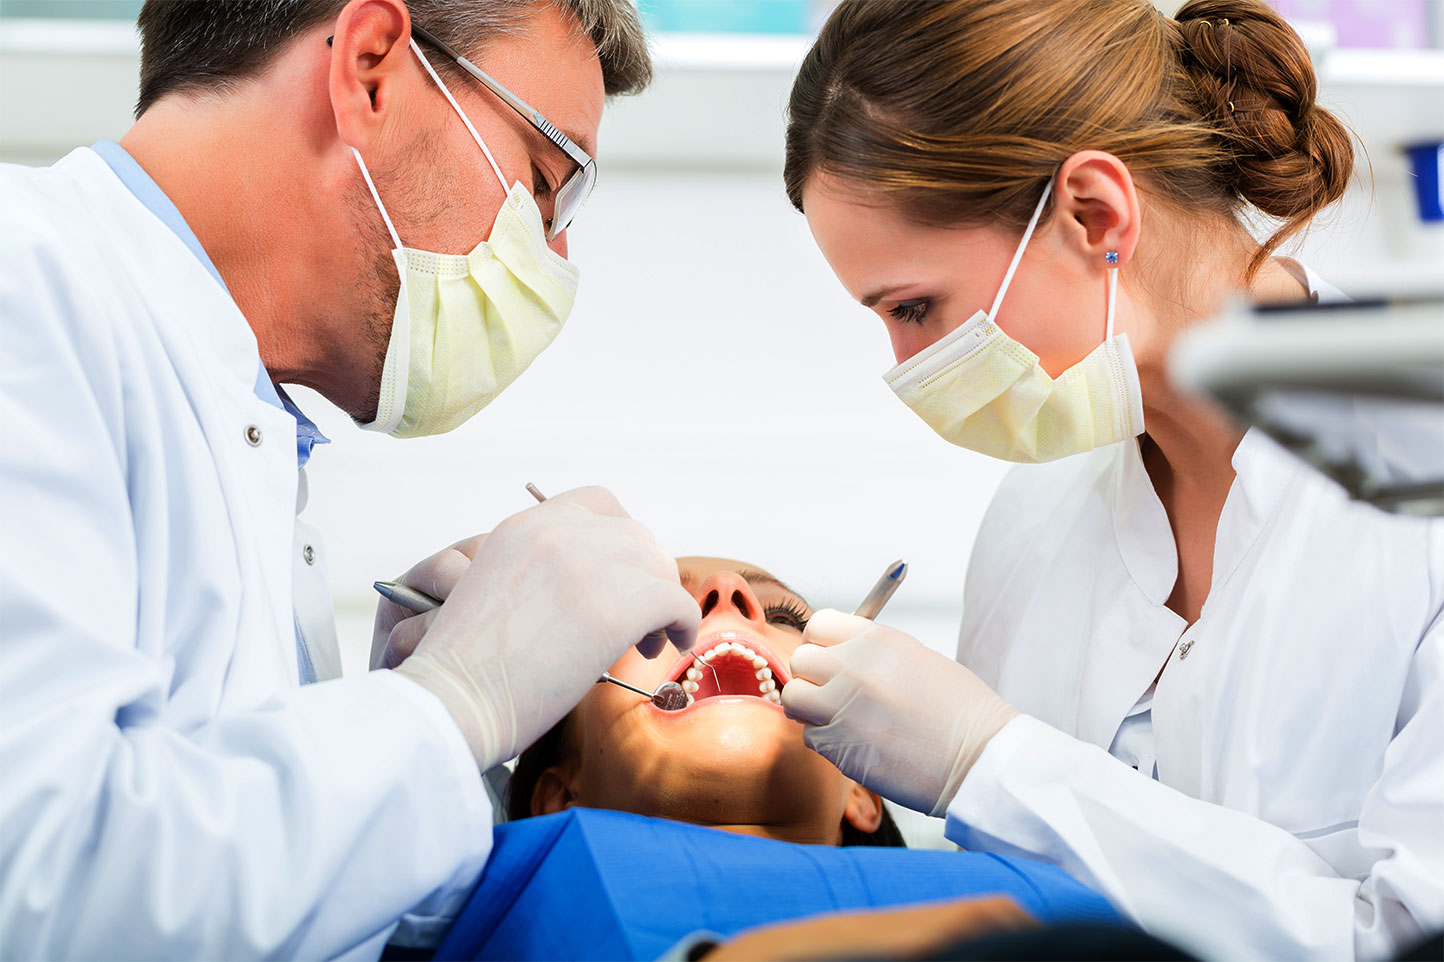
[684,640,783,704]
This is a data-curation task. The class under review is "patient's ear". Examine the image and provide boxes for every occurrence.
[842,783,884,835]
[530,765,578,817]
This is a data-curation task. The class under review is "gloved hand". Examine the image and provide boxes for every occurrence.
[782,611,1017,817]
[371,533,486,670]
[389,486,700,770]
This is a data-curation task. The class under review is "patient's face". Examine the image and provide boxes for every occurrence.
[529,557,880,845]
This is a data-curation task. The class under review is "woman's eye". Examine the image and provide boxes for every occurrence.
[888,299,930,325]
[764,605,810,632]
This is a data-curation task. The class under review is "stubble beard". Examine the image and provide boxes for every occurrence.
[347,131,451,426]
[350,181,403,426]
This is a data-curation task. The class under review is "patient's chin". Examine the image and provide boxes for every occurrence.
[641,698,802,761]
[575,680,844,830]
[625,719,840,816]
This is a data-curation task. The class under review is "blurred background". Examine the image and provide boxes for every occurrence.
[3,0,1442,843]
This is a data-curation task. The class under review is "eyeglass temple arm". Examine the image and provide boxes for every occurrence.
[408,23,592,171]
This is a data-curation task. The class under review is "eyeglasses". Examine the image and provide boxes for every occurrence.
[409,23,596,241]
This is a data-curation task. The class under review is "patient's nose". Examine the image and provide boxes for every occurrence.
[695,572,764,624]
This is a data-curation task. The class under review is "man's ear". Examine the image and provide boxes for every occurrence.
[328,0,414,151]
[530,765,579,818]
[842,782,884,836]
[1053,150,1142,269]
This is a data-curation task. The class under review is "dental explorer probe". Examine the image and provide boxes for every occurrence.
[853,560,908,620]
[371,483,569,613]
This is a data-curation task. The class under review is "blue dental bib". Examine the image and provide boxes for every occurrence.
[435,808,1121,960]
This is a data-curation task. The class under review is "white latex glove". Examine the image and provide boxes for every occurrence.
[389,486,700,770]
[371,533,485,671]
[782,610,1017,817]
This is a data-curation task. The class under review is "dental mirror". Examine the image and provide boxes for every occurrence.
[598,672,689,710]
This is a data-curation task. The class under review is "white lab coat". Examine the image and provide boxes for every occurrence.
[0,148,491,958]
[948,423,1444,958]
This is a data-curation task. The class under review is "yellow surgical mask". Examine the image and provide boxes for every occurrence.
[883,180,1144,463]
[355,40,579,439]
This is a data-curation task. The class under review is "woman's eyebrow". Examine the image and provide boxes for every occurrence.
[735,567,811,609]
[861,282,916,308]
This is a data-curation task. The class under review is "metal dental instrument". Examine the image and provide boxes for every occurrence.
[374,579,441,613]
[376,560,691,709]
[597,672,690,711]
[853,559,908,620]
[370,483,554,614]
[526,483,690,711]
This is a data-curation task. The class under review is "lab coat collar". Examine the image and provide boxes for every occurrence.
[71,147,259,406]
[1110,427,1303,610]
[89,141,327,467]
[90,139,228,291]
[252,373,330,469]
[1211,428,1304,595]
[1111,440,1177,606]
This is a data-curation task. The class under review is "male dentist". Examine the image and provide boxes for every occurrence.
[0,0,697,957]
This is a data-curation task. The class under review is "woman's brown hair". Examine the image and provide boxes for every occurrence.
[783,0,1355,276]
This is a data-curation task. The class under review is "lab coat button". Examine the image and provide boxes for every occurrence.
[244,424,263,446]
[303,544,315,565]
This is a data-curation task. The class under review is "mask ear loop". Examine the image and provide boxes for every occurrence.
[351,147,403,251]
[988,178,1054,322]
[409,39,509,193]
[1105,266,1119,340]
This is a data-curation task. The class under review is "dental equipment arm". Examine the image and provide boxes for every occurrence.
[1171,296,1444,515]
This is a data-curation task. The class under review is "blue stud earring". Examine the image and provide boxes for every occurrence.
[1105,250,1120,264]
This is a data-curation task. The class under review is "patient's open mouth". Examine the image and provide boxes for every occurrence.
[664,633,789,709]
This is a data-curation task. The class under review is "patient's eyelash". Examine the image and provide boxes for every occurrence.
[889,299,929,325]
[764,600,810,632]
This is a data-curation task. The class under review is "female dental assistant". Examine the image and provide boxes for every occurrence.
[778,1,1444,958]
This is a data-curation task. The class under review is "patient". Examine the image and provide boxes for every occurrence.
[427,558,1124,962]
[508,556,902,846]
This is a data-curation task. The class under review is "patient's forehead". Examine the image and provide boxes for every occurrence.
[677,556,776,585]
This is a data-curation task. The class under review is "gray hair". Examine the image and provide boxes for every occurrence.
[135,0,651,117]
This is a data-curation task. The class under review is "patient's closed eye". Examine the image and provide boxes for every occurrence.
[765,601,809,632]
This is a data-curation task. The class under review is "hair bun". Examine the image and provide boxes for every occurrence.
[1174,0,1353,223]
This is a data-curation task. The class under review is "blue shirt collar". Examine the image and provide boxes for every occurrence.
[91,140,328,467]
